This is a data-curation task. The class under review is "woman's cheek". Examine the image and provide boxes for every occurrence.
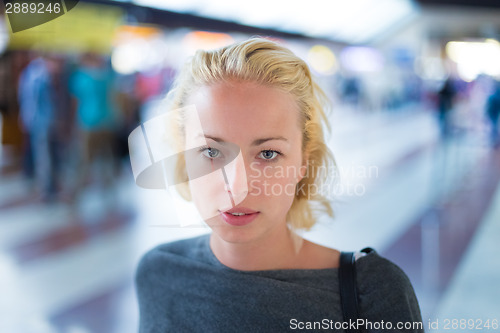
[189,170,233,219]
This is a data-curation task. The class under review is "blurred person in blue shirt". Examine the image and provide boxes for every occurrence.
[486,81,500,148]
[18,53,59,201]
[69,53,119,196]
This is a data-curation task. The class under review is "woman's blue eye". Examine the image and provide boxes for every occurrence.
[202,148,221,159]
[259,150,280,160]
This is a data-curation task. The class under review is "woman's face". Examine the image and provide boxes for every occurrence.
[184,80,307,244]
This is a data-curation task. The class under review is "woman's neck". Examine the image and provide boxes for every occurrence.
[209,225,301,271]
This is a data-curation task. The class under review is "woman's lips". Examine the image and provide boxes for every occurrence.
[224,207,259,215]
[220,208,260,226]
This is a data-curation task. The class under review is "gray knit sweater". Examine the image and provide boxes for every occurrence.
[135,234,423,332]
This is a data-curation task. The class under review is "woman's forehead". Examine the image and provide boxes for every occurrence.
[185,81,302,143]
[189,80,296,108]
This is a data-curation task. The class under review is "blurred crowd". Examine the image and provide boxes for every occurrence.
[0,50,176,203]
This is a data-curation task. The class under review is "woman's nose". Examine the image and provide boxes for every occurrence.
[224,151,249,205]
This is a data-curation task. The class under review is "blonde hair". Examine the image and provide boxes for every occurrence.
[168,37,335,230]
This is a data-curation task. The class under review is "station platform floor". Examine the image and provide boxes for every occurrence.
[1,105,499,333]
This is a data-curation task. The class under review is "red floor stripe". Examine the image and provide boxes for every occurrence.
[381,146,500,319]
[7,209,137,264]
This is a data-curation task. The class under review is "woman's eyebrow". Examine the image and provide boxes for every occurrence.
[251,137,288,146]
[196,134,288,146]
[196,134,225,143]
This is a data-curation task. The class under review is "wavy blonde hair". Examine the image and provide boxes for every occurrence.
[167,37,336,230]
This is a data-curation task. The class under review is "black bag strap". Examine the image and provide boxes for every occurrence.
[339,251,360,333]
[339,248,374,333]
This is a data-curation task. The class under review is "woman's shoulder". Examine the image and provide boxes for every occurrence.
[355,249,423,325]
[355,249,414,290]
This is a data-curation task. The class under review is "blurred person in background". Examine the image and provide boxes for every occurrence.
[436,77,456,138]
[486,81,500,148]
[114,73,141,164]
[341,75,362,108]
[17,52,61,201]
[69,53,119,198]
[0,51,24,157]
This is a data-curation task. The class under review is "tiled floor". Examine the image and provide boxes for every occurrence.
[1,106,499,332]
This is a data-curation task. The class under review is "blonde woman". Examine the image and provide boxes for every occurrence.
[134,38,423,332]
